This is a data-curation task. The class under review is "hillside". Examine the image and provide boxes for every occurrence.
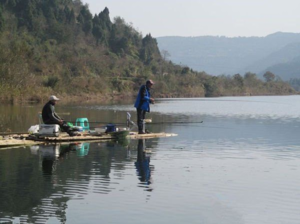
[245,42,300,78]
[156,32,300,77]
[263,56,300,80]
[0,0,296,102]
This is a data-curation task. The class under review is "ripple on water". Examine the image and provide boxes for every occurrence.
[147,137,300,224]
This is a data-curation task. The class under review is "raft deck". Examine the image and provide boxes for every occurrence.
[0,131,178,148]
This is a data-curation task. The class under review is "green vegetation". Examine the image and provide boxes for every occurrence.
[0,0,296,103]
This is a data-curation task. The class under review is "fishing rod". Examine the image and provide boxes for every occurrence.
[67,121,204,125]
[149,121,203,125]
[66,121,127,125]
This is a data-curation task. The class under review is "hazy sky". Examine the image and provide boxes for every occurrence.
[82,0,300,38]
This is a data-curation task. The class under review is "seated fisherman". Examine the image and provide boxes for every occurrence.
[42,95,79,136]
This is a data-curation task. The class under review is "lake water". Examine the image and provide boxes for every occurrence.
[1,96,300,224]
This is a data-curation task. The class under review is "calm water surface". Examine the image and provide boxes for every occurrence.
[1,96,300,224]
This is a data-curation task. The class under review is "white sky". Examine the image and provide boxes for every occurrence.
[82,0,300,38]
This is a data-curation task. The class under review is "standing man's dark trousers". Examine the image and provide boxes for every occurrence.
[137,109,146,134]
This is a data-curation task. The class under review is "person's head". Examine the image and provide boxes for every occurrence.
[146,79,154,89]
[49,95,60,105]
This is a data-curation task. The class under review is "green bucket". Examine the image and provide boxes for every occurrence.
[67,122,74,127]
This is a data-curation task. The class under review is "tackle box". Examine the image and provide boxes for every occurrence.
[39,124,60,137]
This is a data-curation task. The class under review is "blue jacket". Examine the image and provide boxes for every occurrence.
[134,85,151,112]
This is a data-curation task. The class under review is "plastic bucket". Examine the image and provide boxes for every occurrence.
[106,124,116,133]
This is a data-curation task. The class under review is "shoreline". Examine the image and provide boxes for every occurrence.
[0,91,299,105]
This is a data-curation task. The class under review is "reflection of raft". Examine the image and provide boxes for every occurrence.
[34,132,118,142]
[0,131,177,148]
[0,138,38,148]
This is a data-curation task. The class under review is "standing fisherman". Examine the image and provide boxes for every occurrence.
[134,80,155,134]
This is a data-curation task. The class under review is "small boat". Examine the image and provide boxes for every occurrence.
[108,130,130,139]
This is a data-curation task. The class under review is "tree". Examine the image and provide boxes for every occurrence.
[181,66,190,75]
[140,34,161,64]
[244,72,257,80]
[77,4,93,35]
[98,7,112,31]
[161,49,170,61]
[233,73,244,87]
[68,9,76,24]
[0,6,4,32]
[263,71,275,82]
[244,72,260,88]
[204,76,219,97]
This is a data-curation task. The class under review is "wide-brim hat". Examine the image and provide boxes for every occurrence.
[49,95,60,101]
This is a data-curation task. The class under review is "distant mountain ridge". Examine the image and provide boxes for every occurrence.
[262,55,300,80]
[247,42,300,76]
[156,32,300,80]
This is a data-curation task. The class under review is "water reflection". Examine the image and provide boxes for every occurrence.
[135,139,152,185]
[75,143,90,157]
[0,141,132,223]
[39,144,83,176]
[42,156,56,176]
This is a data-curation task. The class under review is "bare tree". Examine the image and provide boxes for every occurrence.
[161,49,170,61]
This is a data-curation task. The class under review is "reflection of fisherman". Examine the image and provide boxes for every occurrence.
[134,80,155,134]
[42,159,55,176]
[41,144,75,175]
[40,144,60,176]
[135,139,151,184]
[42,95,79,136]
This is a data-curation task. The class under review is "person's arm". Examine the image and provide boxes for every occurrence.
[141,86,154,104]
[49,105,62,124]
[141,86,150,101]
[53,112,62,120]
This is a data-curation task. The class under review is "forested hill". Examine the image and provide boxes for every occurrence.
[0,0,296,103]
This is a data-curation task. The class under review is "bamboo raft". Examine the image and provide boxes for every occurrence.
[0,131,178,148]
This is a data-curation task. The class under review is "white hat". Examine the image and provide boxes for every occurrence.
[146,79,154,85]
[49,95,60,101]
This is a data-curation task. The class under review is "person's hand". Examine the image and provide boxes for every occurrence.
[150,98,155,104]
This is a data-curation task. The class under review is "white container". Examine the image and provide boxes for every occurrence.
[28,125,39,134]
[95,127,106,134]
[39,124,60,137]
